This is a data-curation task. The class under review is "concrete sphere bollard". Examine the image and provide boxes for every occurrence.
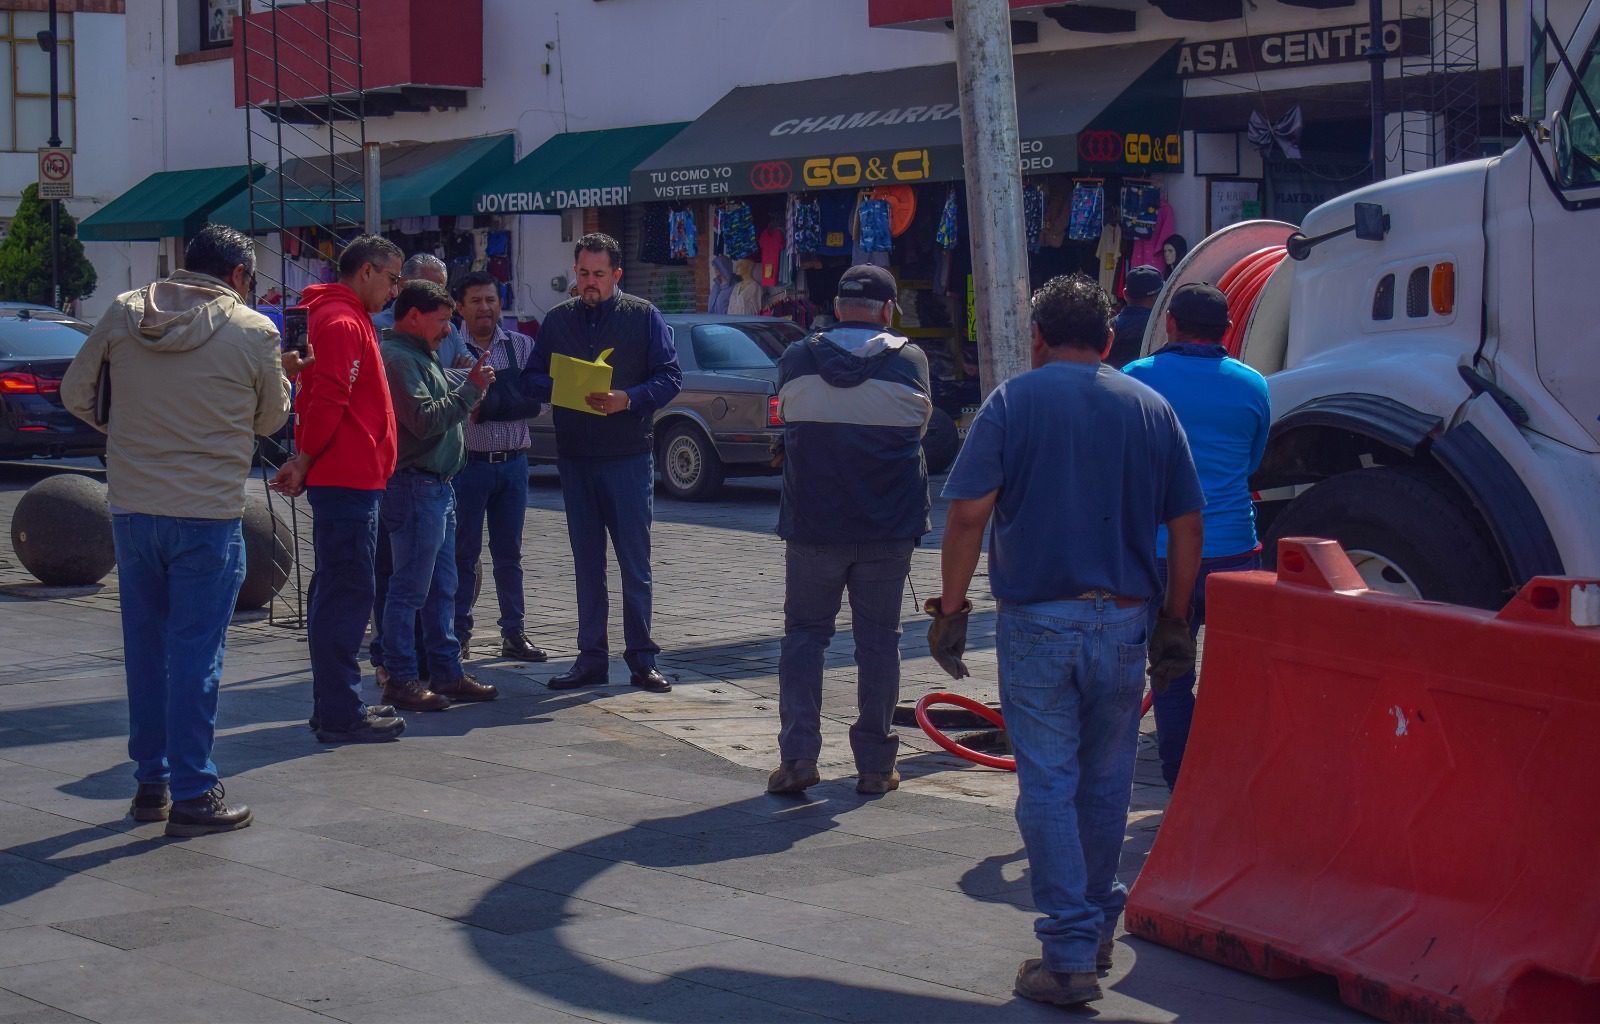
[10,473,116,586]
[237,494,292,611]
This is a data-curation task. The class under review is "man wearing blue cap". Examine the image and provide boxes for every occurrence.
[1108,265,1164,368]
[1123,282,1270,790]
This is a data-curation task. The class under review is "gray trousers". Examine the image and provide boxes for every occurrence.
[778,539,915,773]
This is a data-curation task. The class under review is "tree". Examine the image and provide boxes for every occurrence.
[0,183,95,308]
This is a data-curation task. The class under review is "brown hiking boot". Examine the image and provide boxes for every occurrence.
[1014,959,1102,1007]
[382,679,451,712]
[766,759,820,794]
[432,674,498,703]
[856,768,900,795]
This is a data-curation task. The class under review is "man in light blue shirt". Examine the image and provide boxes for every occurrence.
[1124,282,1271,790]
[372,254,469,369]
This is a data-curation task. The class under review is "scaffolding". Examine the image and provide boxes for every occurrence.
[237,1,370,628]
[1398,0,1483,173]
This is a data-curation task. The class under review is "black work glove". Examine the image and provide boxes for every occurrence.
[1147,614,1195,694]
[925,597,972,680]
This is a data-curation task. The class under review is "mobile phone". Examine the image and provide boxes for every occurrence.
[282,306,309,357]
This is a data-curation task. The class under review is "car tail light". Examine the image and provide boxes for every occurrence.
[767,395,782,427]
[0,372,58,394]
[1431,261,1455,315]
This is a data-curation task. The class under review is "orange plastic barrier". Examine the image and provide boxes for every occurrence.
[1126,538,1600,1023]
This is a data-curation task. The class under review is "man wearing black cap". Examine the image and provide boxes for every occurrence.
[767,264,932,797]
[1123,282,1270,790]
[1107,265,1164,368]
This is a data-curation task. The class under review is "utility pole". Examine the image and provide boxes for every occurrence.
[953,0,1030,396]
[1366,0,1386,181]
[362,142,381,234]
[44,0,61,308]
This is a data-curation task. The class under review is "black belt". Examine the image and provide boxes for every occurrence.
[468,449,525,464]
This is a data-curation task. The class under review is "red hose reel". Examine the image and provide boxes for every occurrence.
[915,690,1155,772]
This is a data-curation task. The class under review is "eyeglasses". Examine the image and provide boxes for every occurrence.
[369,263,403,286]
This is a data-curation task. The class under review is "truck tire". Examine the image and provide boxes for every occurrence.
[1263,465,1510,609]
[923,407,960,475]
[658,422,725,502]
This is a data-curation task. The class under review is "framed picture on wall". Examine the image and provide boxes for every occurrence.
[201,0,244,50]
[1207,178,1263,234]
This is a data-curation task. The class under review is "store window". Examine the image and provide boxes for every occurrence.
[177,0,243,59]
[0,12,74,152]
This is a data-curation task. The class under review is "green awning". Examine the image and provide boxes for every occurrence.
[209,134,514,232]
[78,165,262,242]
[468,123,688,214]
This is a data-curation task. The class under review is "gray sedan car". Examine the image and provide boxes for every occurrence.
[528,314,803,501]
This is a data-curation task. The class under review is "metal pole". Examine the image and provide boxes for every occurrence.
[46,0,60,308]
[362,142,380,234]
[953,0,1030,396]
[1367,0,1387,180]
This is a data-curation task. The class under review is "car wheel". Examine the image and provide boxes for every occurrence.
[1263,465,1510,609]
[922,407,960,475]
[659,422,725,501]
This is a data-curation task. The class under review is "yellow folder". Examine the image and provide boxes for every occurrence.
[550,347,614,416]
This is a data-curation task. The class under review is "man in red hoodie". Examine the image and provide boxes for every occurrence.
[271,235,408,744]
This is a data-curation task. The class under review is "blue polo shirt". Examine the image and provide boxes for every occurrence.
[943,361,1204,604]
[1123,345,1270,559]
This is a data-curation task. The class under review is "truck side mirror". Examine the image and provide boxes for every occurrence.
[1354,203,1390,241]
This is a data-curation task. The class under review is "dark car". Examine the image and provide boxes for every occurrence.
[0,306,104,461]
[529,314,804,501]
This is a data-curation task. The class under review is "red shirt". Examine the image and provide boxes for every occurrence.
[293,283,397,490]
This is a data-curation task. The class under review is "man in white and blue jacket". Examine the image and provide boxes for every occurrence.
[768,264,932,797]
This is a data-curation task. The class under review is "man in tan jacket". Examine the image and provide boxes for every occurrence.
[62,224,291,837]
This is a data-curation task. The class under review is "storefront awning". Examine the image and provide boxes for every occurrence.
[470,123,689,215]
[79,165,262,242]
[209,134,514,231]
[631,40,1183,202]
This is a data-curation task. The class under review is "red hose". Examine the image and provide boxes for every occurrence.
[914,690,1158,773]
[1219,246,1287,358]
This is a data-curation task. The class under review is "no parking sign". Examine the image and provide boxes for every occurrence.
[38,147,73,199]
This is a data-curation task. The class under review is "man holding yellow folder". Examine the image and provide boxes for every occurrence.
[526,233,683,693]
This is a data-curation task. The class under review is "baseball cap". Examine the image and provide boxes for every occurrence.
[1168,282,1231,330]
[837,264,898,303]
[1124,265,1164,300]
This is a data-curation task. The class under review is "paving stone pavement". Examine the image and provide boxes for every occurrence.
[0,460,1364,1023]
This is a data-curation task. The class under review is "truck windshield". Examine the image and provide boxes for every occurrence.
[1559,29,1600,186]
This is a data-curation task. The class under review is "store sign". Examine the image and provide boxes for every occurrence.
[801,149,933,188]
[640,165,736,200]
[475,186,632,213]
[1077,131,1183,169]
[1175,18,1429,78]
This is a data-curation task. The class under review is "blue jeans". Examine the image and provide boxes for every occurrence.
[1148,548,1262,789]
[996,597,1148,975]
[452,452,528,646]
[307,486,382,732]
[113,514,245,801]
[558,453,658,673]
[778,540,914,773]
[381,471,465,684]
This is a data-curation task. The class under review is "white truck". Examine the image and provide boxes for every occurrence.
[1147,0,1600,608]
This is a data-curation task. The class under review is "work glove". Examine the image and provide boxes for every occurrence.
[1147,614,1195,694]
[925,597,973,680]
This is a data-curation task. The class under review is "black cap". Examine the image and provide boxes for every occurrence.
[837,264,898,303]
[1168,282,1231,330]
[1124,265,1164,300]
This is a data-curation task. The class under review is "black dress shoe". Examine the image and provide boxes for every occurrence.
[165,784,252,837]
[308,705,394,732]
[547,666,608,690]
[130,783,170,822]
[500,633,548,662]
[315,711,407,744]
[630,668,672,693]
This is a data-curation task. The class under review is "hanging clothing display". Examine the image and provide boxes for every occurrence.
[935,188,959,249]
[791,197,821,255]
[1023,184,1048,253]
[1068,182,1104,241]
[1095,221,1123,294]
[1121,184,1163,239]
[815,191,855,255]
[638,205,675,264]
[757,226,784,286]
[716,202,758,259]
[1130,199,1175,272]
[1041,187,1072,249]
[669,208,699,259]
[856,196,893,253]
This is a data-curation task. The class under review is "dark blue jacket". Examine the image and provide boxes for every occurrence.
[776,323,932,544]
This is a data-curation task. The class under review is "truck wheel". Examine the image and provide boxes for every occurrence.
[1264,465,1510,609]
[923,407,960,475]
[659,422,725,502]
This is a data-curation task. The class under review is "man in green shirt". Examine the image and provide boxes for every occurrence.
[378,281,499,711]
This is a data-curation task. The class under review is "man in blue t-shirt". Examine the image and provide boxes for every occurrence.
[1123,283,1271,790]
[931,274,1204,1008]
